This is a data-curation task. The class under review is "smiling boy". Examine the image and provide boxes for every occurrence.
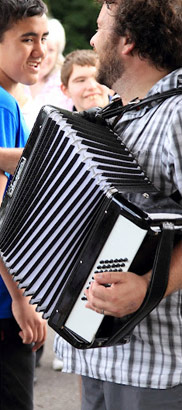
[60,49,112,112]
[0,1,48,410]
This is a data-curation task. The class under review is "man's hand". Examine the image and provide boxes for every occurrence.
[12,296,47,351]
[85,271,149,317]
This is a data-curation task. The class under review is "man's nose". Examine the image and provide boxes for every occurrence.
[90,34,95,48]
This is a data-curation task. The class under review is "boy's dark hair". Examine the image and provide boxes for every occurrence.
[0,0,48,41]
[61,49,99,87]
[98,0,182,70]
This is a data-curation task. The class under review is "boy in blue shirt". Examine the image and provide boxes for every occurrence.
[0,1,49,409]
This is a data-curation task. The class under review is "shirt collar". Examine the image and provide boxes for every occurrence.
[146,68,182,97]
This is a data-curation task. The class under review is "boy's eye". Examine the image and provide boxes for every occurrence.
[42,37,48,42]
[22,38,33,43]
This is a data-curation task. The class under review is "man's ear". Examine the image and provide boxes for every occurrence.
[121,35,135,55]
[60,83,70,97]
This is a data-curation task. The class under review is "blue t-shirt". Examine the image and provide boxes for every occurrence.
[0,86,29,318]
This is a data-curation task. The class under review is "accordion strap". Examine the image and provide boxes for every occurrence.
[97,87,182,123]
[105,222,175,346]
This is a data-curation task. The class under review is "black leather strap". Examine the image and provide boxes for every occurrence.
[98,87,182,120]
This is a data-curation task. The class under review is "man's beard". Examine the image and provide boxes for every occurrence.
[96,42,124,90]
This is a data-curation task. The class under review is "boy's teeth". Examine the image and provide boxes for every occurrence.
[28,62,38,67]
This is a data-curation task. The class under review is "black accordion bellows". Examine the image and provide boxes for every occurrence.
[0,105,182,349]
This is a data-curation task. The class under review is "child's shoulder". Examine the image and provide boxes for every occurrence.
[0,86,17,111]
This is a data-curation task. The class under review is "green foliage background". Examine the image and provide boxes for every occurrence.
[44,0,100,54]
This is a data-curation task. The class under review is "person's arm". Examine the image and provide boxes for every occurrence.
[0,258,47,350]
[0,147,23,174]
[0,169,8,199]
[0,172,47,350]
[85,239,182,317]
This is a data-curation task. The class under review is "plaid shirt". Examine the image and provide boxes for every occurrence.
[54,69,182,389]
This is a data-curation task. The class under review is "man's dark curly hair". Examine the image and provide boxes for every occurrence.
[0,0,48,42]
[98,0,182,70]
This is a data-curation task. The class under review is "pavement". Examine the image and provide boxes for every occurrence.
[34,326,81,410]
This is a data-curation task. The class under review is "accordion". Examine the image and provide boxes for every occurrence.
[0,105,182,349]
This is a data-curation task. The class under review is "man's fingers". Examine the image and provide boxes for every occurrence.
[85,302,111,316]
[93,271,125,284]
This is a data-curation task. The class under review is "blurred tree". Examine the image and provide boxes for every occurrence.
[44,0,100,53]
